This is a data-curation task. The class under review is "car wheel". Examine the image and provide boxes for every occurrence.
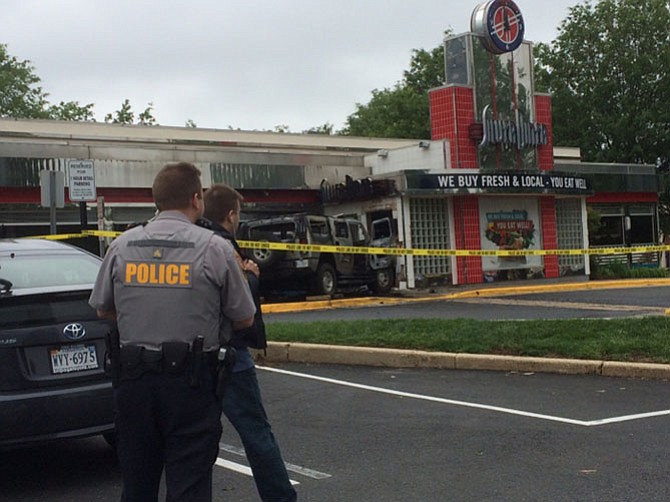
[372,267,394,294]
[313,263,337,296]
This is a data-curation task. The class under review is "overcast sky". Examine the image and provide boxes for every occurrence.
[5,0,579,133]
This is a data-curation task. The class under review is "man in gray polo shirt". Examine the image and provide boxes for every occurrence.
[90,162,255,501]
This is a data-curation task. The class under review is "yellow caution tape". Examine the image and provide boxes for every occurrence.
[235,240,666,257]
[26,232,93,241]
[82,229,120,238]
[20,231,670,258]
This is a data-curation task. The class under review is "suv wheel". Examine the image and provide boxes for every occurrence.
[251,247,277,268]
[372,267,394,294]
[250,236,281,269]
[313,263,337,296]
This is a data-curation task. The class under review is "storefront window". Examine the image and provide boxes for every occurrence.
[591,215,624,246]
[590,204,657,246]
[630,215,654,244]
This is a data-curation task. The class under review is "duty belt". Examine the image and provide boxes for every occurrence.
[117,340,217,386]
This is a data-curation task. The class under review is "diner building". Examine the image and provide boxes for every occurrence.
[0,2,662,289]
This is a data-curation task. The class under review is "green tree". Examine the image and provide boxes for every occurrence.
[343,86,432,138]
[303,122,334,135]
[0,43,50,118]
[105,99,157,125]
[48,101,95,121]
[534,0,670,164]
[0,44,96,121]
[403,46,446,95]
[137,102,157,125]
[104,99,134,124]
[342,44,446,139]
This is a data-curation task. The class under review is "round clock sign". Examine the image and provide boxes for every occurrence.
[471,0,525,54]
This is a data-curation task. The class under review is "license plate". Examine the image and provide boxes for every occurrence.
[50,344,99,374]
[295,259,309,268]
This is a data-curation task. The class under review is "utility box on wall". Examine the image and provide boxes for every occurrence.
[39,170,65,208]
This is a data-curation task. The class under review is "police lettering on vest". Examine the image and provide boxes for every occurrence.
[123,261,192,288]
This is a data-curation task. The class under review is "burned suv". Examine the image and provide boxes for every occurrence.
[238,214,395,296]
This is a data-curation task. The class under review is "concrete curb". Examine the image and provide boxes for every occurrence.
[262,296,409,314]
[253,342,670,380]
[261,278,670,314]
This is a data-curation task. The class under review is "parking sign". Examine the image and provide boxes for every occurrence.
[67,160,96,201]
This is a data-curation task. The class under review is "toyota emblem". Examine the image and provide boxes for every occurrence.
[63,323,86,340]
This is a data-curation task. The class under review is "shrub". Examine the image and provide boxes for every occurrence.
[591,262,668,280]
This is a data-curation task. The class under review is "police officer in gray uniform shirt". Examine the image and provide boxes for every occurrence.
[89,162,255,502]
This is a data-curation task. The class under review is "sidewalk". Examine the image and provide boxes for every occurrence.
[258,277,670,380]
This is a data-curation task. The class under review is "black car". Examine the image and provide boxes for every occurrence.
[0,239,115,448]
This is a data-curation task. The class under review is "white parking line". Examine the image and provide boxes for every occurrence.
[214,458,300,486]
[219,442,332,479]
[586,409,670,426]
[258,366,670,427]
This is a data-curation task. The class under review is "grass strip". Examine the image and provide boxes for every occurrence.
[266,316,670,364]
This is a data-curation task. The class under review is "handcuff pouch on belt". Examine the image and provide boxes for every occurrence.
[162,342,191,376]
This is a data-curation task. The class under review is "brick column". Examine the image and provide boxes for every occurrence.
[540,197,559,278]
[429,86,478,169]
[534,94,554,171]
[453,196,483,284]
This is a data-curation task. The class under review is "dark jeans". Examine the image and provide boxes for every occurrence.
[114,369,222,502]
[222,367,297,502]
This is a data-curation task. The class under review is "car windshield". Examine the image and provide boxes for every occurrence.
[0,253,101,290]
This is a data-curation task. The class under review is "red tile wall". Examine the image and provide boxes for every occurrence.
[453,196,483,284]
[535,95,553,171]
[429,86,478,169]
[540,197,559,278]
[429,87,452,142]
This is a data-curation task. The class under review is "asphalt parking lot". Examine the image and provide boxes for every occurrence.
[4,280,670,501]
[213,362,670,502]
[3,362,669,501]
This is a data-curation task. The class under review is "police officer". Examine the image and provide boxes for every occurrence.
[89,162,256,501]
[202,184,297,502]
